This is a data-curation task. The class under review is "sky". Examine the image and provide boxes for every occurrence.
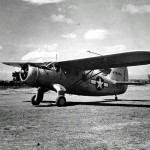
[1,0,150,80]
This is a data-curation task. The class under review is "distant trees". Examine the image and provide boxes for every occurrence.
[0,71,28,88]
[0,80,24,88]
[130,79,149,85]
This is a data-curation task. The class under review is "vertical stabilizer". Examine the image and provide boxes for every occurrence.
[109,67,128,81]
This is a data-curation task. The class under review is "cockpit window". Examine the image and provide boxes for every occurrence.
[64,68,70,74]
[46,63,53,69]
[54,63,60,72]
[46,63,60,72]
[101,68,112,76]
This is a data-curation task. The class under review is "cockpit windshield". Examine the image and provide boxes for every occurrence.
[46,62,53,69]
[46,62,60,72]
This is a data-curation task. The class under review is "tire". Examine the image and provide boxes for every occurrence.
[31,95,41,106]
[31,88,44,106]
[56,96,66,107]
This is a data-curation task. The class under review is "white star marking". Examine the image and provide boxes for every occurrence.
[96,78,104,89]
[90,77,108,91]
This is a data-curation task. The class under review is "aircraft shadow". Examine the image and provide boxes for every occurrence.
[104,99,150,102]
[66,99,150,108]
[23,100,55,107]
[23,99,150,108]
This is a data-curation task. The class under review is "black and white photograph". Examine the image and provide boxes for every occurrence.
[0,0,150,149]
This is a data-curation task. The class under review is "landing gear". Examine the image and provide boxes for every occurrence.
[31,84,67,107]
[115,95,118,101]
[31,87,44,105]
[52,84,67,107]
[56,96,66,107]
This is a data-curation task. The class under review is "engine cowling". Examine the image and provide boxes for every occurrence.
[19,63,60,89]
[20,64,38,86]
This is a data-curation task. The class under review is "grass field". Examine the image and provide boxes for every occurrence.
[0,86,150,150]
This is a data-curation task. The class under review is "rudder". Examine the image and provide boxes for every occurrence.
[109,67,128,81]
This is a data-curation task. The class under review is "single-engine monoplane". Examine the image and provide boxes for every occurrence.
[2,51,150,106]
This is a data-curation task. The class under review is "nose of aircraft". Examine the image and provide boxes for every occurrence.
[19,62,61,88]
[20,65,39,85]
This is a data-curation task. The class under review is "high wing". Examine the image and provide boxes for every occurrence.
[2,51,150,70]
[59,51,150,70]
[2,61,45,68]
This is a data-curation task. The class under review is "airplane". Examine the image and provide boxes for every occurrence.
[2,51,150,107]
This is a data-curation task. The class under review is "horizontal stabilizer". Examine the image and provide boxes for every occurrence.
[115,81,145,85]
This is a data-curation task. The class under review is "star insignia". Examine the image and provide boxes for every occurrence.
[91,77,108,91]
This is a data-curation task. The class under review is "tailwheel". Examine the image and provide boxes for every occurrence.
[56,96,66,107]
[115,95,118,101]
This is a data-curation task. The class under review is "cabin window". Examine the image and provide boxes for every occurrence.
[63,68,71,74]
[54,63,60,72]
[101,68,112,76]
[46,63,53,70]
[46,63,61,72]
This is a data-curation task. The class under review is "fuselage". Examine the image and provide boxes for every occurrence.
[23,65,128,96]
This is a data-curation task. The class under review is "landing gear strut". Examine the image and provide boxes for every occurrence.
[53,84,67,107]
[115,95,118,101]
[31,84,67,107]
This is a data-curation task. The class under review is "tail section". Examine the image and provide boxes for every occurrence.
[108,67,128,94]
[109,67,128,82]
[108,67,143,96]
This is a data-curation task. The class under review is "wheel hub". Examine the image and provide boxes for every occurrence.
[59,97,65,106]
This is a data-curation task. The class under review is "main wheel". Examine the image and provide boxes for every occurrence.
[31,88,44,106]
[56,96,66,107]
[31,95,41,105]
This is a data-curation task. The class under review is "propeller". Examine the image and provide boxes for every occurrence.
[20,64,29,80]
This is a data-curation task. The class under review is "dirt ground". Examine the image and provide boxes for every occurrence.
[0,86,150,150]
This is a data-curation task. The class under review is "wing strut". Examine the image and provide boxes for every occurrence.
[67,70,93,90]
[67,69,103,92]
